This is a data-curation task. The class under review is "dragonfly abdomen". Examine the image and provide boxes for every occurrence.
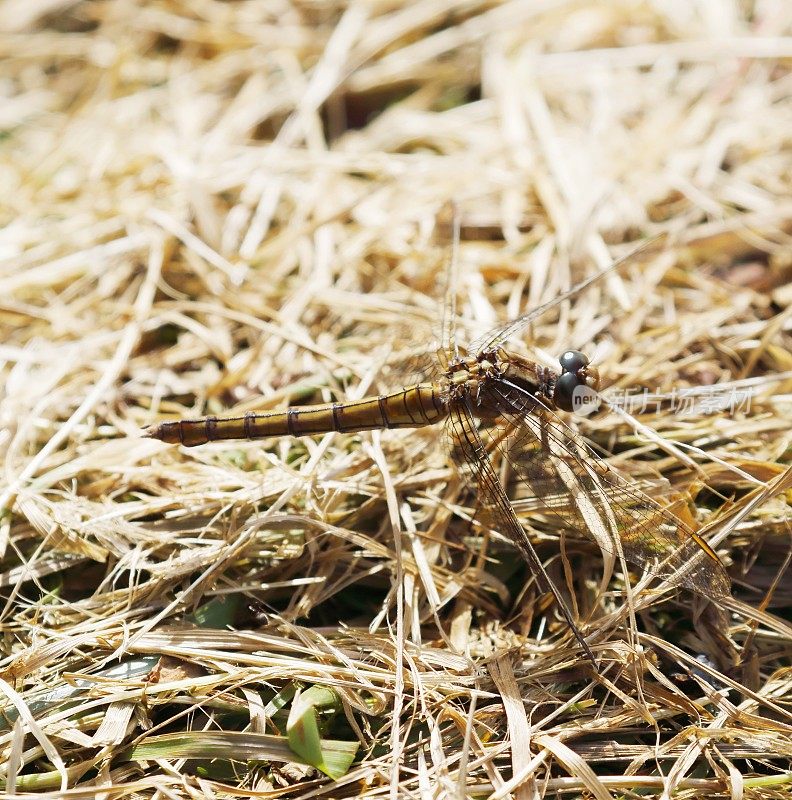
[144,383,448,447]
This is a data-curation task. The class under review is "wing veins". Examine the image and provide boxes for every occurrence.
[483,381,730,599]
[448,400,597,663]
[471,236,663,353]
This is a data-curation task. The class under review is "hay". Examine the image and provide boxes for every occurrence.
[1,1,791,797]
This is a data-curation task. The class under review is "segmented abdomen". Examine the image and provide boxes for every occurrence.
[145,383,448,446]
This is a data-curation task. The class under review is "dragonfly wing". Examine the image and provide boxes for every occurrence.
[469,236,663,354]
[447,399,596,661]
[378,344,443,388]
[481,382,731,601]
[438,202,462,361]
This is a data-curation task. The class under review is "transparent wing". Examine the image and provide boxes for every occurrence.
[376,203,463,388]
[375,339,443,388]
[446,398,597,662]
[480,381,731,600]
[470,236,663,354]
[439,201,461,361]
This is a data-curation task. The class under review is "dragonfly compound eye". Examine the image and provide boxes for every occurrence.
[554,371,584,412]
[558,350,589,374]
[554,351,599,413]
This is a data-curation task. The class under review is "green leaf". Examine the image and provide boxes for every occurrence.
[124,729,358,780]
[187,596,239,628]
[127,731,296,762]
[286,686,357,780]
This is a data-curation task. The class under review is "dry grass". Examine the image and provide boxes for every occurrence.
[2,1,792,797]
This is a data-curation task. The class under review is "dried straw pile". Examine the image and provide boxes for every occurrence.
[1,2,791,797]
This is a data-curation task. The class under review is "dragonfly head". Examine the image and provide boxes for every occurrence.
[554,350,600,412]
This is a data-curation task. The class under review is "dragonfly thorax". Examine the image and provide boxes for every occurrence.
[443,349,504,409]
[441,348,548,416]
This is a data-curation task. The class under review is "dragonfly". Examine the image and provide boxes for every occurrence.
[144,233,731,663]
